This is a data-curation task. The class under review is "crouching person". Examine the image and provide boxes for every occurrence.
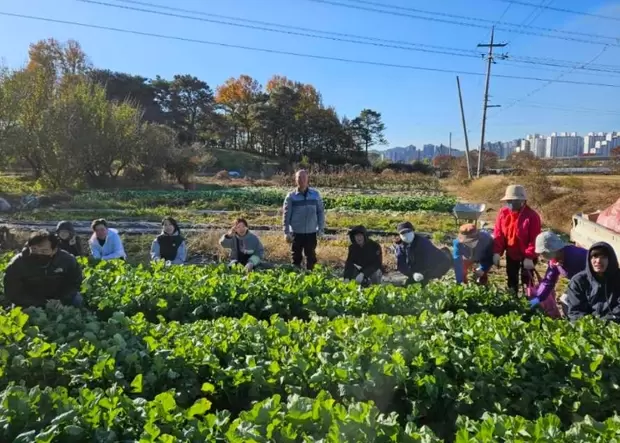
[56,221,85,257]
[3,230,83,308]
[151,217,187,265]
[343,225,383,286]
[394,221,452,285]
[219,218,264,272]
[89,219,126,261]
[453,223,494,285]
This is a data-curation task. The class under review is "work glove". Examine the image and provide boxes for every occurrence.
[69,238,76,246]
[244,262,254,273]
[474,267,485,277]
[165,260,172,267]
[529,297,541,307]
[355,273,365,284]
[493,254,501,266]
[285,234,294,244]
[523,259,535,270]
[413,273,424,283]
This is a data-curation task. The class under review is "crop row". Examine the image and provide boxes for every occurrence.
[75,261,527,322]
[71,189,456,212]
[4,382,619,443]
[3,306,620,438]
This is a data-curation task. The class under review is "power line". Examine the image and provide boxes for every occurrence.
[78,0,482,59]
[507,0,553,47]
[303,0,620,45]
[2,11,620,89]
[490,45,611,118]
[492,0,620,22]
[81,0,620,76]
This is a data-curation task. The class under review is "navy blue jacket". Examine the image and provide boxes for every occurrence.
[394,235,452,284]
[565,242,620,322]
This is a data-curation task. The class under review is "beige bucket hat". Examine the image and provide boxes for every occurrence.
[500,185,527,201]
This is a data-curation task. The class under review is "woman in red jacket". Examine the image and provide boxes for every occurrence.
[492,185,542,294]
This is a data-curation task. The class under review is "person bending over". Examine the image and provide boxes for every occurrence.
[151,217,187,265]
[453,223,494,285]
[219,218,264,272]
[3,230,83,308]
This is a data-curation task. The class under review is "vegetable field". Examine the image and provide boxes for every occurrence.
[70,189,456,213]
[1,260,620,441]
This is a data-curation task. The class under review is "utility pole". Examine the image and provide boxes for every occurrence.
[477,27,507,178]
[456,76,472,179]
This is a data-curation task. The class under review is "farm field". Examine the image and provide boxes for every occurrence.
[0,172,611,441]
[1,259,620,441]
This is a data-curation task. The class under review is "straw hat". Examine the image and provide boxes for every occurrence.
[500,185,527,201]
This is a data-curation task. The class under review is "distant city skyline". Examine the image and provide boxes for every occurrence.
[381,130,620,162]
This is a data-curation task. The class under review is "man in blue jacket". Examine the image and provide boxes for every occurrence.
[282,170,325,270]
[565,242,620,322]
[394,221,452,285]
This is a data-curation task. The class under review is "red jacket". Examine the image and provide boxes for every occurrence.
[493,205,542,261]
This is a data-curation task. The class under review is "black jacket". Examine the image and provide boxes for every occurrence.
[566,242,620,322]
[3,248,83,307]
[344,226,383,279]
[394,235,453,284]
[56,221,85,257]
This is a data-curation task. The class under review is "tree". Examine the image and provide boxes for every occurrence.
[88,69,164,123]
[350,109,387,155]
[153,74,215,143]
[432,155,456,170]
[215,75,262,150]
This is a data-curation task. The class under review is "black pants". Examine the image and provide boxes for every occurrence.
[506,256,535,294]
[291,233,317,270]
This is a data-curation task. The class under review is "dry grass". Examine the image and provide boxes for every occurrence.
[187,231,398,270]
[449,172,620,233]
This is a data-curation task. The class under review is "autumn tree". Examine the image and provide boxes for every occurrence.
[215,75,262,150]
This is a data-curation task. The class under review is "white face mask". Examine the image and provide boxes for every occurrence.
[400,232,415,243]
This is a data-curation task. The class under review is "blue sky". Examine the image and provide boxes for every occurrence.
[1,0,620,150]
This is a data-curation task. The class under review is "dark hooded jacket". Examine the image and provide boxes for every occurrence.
[394,234,453,284]
[3,248,82,308]
[56,221,84,257]
[343,226,383,280]
[565,242,620,322]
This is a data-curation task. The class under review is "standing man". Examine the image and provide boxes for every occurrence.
[3,230,83,308]
[282,169,325,270]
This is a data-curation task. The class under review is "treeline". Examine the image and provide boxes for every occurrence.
[0,38,388,188]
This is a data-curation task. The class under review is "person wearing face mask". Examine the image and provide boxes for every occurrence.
[55,221,85,257]
[89,219,126,261]
[565,242,620,322]
[452,223,494,285]
[219,218,265,272]
[492,185,542,294]
[343,225,383,286]
[394,221,452,285]
[3,230,83,308]
[531,231,587,314]
[151,217,187,265]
